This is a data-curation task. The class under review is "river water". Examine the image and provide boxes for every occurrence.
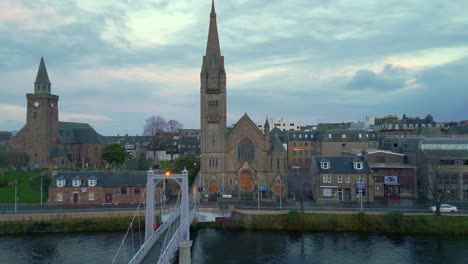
[0,229,467,264]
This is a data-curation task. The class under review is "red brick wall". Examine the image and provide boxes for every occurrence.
[48,186,162,206]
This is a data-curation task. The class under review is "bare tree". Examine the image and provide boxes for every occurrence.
[143,116,168,162]
[167,120,183,162]
[428,164,457,216]
[288,166,313,213]
[0,152,29,171]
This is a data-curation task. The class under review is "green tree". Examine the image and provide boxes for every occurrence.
[174,153,200,186]
[102,144,126,166]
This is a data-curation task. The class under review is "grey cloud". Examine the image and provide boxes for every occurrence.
[346,64,408,91]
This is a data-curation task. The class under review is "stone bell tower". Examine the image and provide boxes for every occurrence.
[10,57,60,168]
[200,0,227,195]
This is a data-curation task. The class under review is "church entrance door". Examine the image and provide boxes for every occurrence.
[274,183,282,196]
[239,172,253,190]
[209,183,219,195]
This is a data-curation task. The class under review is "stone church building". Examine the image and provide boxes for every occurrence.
[8,58,106,169]
[199,1,288,200]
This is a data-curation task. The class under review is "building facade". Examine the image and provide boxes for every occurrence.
[310,156,373,203]
[343,149,418,199]
[288,130,379,169]
[0,132,13,152]
[48,171,160,206]
[381,137,468,200]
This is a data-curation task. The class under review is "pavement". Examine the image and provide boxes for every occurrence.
[1,198,467,215]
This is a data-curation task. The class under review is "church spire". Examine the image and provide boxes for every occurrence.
[205,0,221,59]
[35,57,51,85]
[34,57,51,94]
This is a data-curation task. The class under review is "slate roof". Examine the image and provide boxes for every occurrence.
[421,137,468,145]
[59,122,106,144]
[342,149,404,156]
[288,131,316,142]
[50,171,149,188]
[270,127,289,143]
[49,146,67,158]
[315,130,378,142]
[313,156,372,174]
[35,57,51,84]
[421,150,468,160]
[268,133,286,153]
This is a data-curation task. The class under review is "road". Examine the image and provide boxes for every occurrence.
[1,198,467,215]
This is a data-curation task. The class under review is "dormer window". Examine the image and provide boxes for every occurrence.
[72,176,81,187]
[354,162,364,170]
[57,177,66,188]
[320,161,330,169]
[88,176,97,187]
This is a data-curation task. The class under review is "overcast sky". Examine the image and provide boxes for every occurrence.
[1,0,467,136]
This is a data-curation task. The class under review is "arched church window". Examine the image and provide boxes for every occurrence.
[238,137,254,161]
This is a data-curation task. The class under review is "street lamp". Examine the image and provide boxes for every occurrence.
[14,179,17,214]
[279,173,282,210]
[359,175,363,212]
[257,179,260,209]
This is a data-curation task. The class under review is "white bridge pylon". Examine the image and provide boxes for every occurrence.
[128,168,195,264]
[145,169,190,242]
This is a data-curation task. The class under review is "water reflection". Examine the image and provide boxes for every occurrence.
[0,230,467,264]
[192,230,468,264]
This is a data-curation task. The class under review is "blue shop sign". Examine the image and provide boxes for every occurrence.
[353,183,368,189]
[260,185,267,191]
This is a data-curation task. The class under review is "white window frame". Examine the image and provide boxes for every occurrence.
[321,162,330,169]
[338,175,343,183]
[322,174,332,183]
[57,193,63,202]
[345,175,351,183]
[88,178,97,187]
[72,178,81,187]
[354,162,363,170]
[88,192,95,201]
[57,179,66,188]
[359,175,366,183]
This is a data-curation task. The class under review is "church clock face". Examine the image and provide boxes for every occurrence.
[33,101,40,108]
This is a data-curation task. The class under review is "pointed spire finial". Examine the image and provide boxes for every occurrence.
[205,0,221,57]
[35,57,51,84]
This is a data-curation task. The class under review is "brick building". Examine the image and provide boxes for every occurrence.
[343,149,417,199]
[48,171,164,206]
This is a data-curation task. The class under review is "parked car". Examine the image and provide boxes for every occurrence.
[429,204,458,213]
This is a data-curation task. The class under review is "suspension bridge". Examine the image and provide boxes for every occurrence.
[111,169,228,264]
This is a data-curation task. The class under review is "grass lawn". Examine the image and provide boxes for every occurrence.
[0,170,49,204]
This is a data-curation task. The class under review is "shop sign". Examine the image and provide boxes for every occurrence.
[352,183,368,189]
[384,176,398,184]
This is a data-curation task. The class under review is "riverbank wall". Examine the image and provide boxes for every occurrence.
[198,209,468,236]
[1,209,468,235]
[0,211,146,234]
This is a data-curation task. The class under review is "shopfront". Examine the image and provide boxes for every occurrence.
[384,176,400,199]
[353,183,368,200]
